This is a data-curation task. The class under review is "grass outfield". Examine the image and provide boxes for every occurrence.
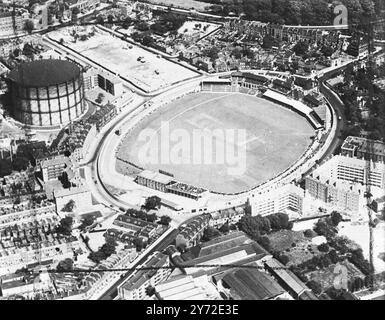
[117,92,314,194]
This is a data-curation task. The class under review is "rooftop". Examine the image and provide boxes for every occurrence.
[53,186,89,198]
[166,182,207,196]
[222,268,285,300]
[341,136,385,158]
[8,59,81,88]
[264,258,309,296]
[40,155,70,168]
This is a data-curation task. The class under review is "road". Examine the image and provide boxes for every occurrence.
[98,228,179,300]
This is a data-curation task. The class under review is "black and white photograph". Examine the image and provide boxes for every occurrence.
[0,0,384,308]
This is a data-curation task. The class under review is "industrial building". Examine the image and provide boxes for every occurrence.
[117,252,170,300]
[8,59,86,127]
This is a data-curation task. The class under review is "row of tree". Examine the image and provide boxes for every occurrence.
[205,0,379,27]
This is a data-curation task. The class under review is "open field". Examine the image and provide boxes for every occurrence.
[267,230,322,266]
[305,260,365,292]
[339,221,385,273]
[50,28,198,92]
[116,92,314,194]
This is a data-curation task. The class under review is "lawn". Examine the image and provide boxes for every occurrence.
[305,260,365,292]
[116,92,314,194]
[267,229,322,267]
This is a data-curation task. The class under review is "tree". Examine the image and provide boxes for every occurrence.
[57,258,74,272]
[261,35,276,49]
[147,213,157,223]
[23,43,35,56]
[59,171,71,188]
[266,212,290,230]
[107,14,114,24]
[244,201,252,215]
[80,215,96,231]
[62,199,75,212]
[231,47,242,59]
[328,249,339,264]
[314,218,337,238]
[143,196,161,211]
[304,229,316,238]
[307,280,322,295]
[321,45,334,57]
[12,157,29,172]
[133,237,145,252]
[23,19,35,34]
[142,35,154,47]
[145,285,155,297]
[203,46,220,61]
[126,209,147,221]
[122,17,131,29]
[56,216,74,236]
[95,92,104,104]
[72,7,80,15]
[293,41,309,56]
[0,159,12,177]
[219,223,230,234]
[136,21,149,31]
[277,254,289,265]
[101,237,117,256]
[330,211,343,227]
[318,243,330,253]
[201,227,221,242]
[89,237,117,263]
[88,250,105,264]
[238,216,261,241]
[159,215,171,226]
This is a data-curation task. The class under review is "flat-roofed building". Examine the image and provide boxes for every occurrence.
[136,170,175,192]
[0,12,25,38]
[166,183,208,201]
[251,184,305,217]
[40,155,72,182]
[341,136,385,163]
[117,251,170,300]
[305,174,365,214]
[54,186,92,212]
[155,274,221,300]
[305,155,385,214]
